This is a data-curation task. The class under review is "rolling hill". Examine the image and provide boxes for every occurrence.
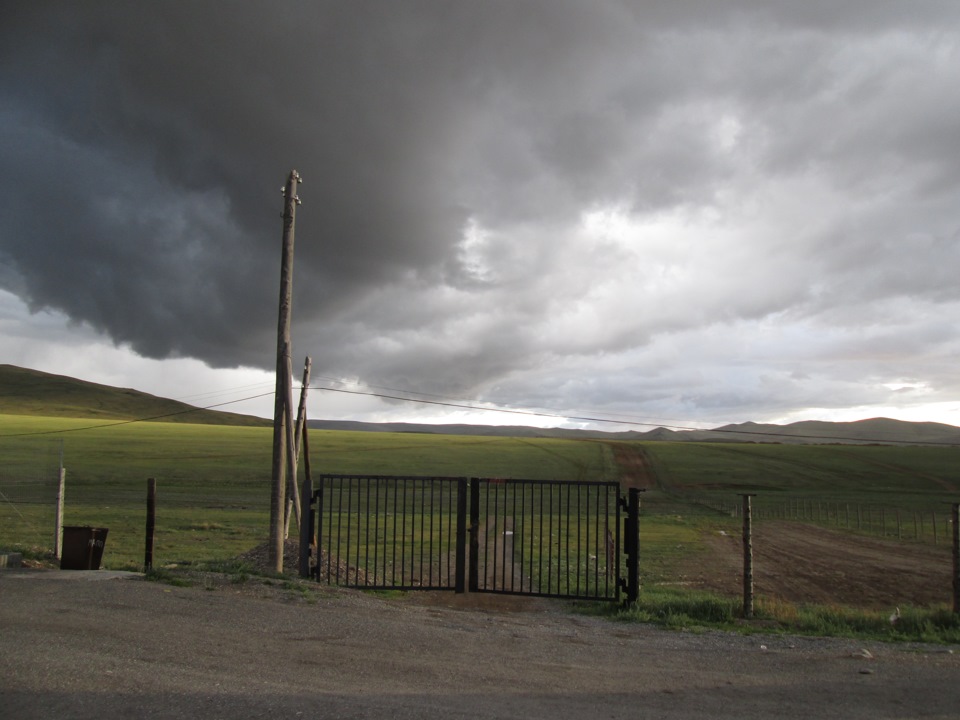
[0,364,270,427]
[3,364,959,443]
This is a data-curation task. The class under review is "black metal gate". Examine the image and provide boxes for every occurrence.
[309,474,639,602]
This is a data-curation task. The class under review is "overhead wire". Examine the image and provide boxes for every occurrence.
[2,376,958,446]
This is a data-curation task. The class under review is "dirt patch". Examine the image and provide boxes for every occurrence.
[670,521,954,609]
[610,443,658,489]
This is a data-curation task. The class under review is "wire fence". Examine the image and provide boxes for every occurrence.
[685,494,956,545]
[0,437,64,553]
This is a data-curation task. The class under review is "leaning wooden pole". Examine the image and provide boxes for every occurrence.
[284,356,311,537]
[269,170,302,574]
[298,415,314,579]
[282,347,302,538]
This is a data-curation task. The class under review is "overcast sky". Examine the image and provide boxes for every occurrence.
[3,1,960,431]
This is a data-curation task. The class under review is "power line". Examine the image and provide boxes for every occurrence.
[311,385,960,447]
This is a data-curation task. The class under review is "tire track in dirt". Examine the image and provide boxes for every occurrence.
[608,443,658,490]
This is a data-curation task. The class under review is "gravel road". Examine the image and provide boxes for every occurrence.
[2,569,959,719]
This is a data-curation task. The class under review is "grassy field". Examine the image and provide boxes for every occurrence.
[642,441,960,504]
[0,414,618,568]
[3,413,959,575]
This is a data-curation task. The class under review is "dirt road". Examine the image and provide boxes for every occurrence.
[2,570,959,719]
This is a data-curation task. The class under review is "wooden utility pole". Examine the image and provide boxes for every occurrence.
[269,170,302,574]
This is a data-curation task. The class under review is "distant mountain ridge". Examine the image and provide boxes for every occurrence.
[3,364,958,443]
[308,417,960,446]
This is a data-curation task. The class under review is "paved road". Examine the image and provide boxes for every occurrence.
[2,569,959,719]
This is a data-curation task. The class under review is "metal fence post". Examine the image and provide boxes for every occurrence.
[623,488,641,604]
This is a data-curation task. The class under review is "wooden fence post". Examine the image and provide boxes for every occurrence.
[741,494,756,619]
[145,478,156,571]
[54,463,65,560]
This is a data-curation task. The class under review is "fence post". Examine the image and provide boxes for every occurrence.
[144,478,156,571]
[741,494,756,619]
[623,488,641,604]
[54,462,65,560]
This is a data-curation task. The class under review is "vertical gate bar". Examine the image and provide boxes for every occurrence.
[355,479,362,586]
[577,485,583,596]
[585,485,592,597]
[395,478,401,586]
[411,479,418,586]
[401,478,408,586]
[428,479,434,587]
[491,482,499,591]
[420,479,426,587]
[344,480,353,584]
[432,480,439,588]
[614,485,621,601]
[565,483,571,596]
[513,483,530,592]
[373,478,381,586]
[355,479,363,585]
[390,479,397,586]
[328,479,337,583]
[510,482,518,592]
[450,479,456,588]
[500,483,508,591]
[314,480,325,582]
[538,484,545,595]
[469,478,480,592]
[547,484,554,595]
[455,479,467,593]
[334,481,344,584]
[527,483,535,593]
[364,479,372,585]
[380,480,385,586]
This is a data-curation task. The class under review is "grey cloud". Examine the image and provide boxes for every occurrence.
[2,1,960,423]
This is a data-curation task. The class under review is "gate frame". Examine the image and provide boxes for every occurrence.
[307,474,640,603]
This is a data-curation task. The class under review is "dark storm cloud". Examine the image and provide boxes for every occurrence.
[3,1,960,422]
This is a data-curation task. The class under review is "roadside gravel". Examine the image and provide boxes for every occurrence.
[2,569,959,719]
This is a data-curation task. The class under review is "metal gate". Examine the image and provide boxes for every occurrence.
[309,474,639,602]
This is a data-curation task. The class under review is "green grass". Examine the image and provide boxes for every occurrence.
[591,587,960,644]
[642,441,960,503]
[0,414,618,570]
